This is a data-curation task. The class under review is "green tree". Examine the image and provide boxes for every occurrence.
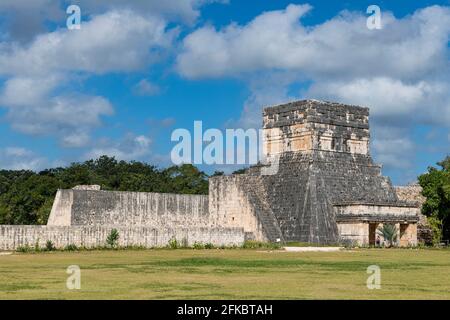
[418,155,450,242]
[0,156,211,225]
[0,173,59,224]
[162,164,209,194]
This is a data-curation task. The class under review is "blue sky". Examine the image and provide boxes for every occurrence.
[0,0,449,185]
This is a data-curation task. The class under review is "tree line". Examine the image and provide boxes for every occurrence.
[0,156,213,225]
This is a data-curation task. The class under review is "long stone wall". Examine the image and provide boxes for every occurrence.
[31,188,245,250]
[0,225,245,250]
[48,189,212,227]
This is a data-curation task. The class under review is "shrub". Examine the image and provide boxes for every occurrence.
[168,237,179,249]
[193,242,205,249]
[337,238,359,248]
[65,244,78,251]
[34,239,41,252]
[45,240,56,251]
[204,243,215,249]
[106,229,120,248]
[17,244,32,253]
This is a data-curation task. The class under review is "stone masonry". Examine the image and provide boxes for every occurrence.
[0,99,420,249]
[395,184,432,244]
[0,189,244,250]
[211,100,420,245]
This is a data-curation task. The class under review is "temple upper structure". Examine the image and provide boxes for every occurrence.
[262,100,370,156]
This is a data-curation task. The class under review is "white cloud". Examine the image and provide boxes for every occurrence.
[306,77,450,125]
[0,76,113,146]
[10,95,112,135]
[61,132,91,148]
[372,136,415,169]
[0,9,176,147]
[177,3,450,127]
[0,147,48,171]
[177,5,450,80]
[0,10,176,76]
[133,79,162,96]
[0,0,63,42]
[85,134,152,161]
[0,75,61,107]
[231,72,298,128]
[0,0,226,43]
[176,4,450,182]
[73,0,227,25]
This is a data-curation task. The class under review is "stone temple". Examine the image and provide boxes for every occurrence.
[211,100,419,245]
[0,100,420,250]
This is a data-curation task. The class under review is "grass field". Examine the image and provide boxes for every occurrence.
[1,248,450,299]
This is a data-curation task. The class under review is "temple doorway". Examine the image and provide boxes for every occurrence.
[369,223,378,246]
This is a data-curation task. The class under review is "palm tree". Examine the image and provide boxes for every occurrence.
[376,224,399,248]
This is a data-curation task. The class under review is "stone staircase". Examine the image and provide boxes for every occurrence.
[240,177,284,242]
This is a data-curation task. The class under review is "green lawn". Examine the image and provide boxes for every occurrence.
[1,248,450,299]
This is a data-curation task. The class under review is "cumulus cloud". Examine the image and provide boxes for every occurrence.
[85,134,152,161]
[0,10,176,76]
[176,4,450,126]
[177,5,450,80]
[0,0,226,43]
[72,0,227,25]
[0,75,113,147]
[233,72,298,128]
[176,4,450,182]
[306,77,450,126]
[133,79,162,96]
[0,0,63,43]
[0,75,61,107]
[0,147,48,171]
[7,95,112,141]
[371,124,416,169]
[0,9,176,147]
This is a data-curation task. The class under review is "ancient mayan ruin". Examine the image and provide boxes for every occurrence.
[0,100,420,249]
[210,100,420,245]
